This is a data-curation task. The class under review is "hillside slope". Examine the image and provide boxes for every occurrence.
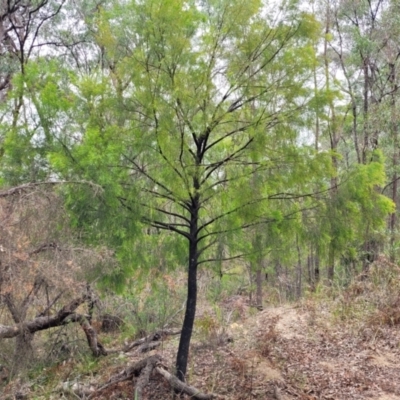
[3,270,400,399]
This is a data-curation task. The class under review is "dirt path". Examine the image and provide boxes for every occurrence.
[241,304,400,399]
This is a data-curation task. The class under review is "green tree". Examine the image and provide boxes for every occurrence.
[45,0,322,380]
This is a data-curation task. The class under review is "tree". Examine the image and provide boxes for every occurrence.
[43,0,323,381]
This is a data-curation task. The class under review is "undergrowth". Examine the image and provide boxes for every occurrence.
[3,257,400,399]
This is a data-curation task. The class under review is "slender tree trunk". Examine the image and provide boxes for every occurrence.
[314,252,320,286]
[390,168,398,262]
[327,245,335,283]
[389,63,398,262]
[175,194,199,382]
[296,236,302,299]
[255,267,263,310]
[313,49,320,152]
[325,4,339,285]
[362,60,369,164]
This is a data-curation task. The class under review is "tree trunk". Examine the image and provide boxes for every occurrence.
[12,330,34,374]
[389,62,398,262]
[296,236,302,299]
[175,195,199,382]
[362,60,369,164]
[390,171,397,261]
[255,267,263,310]
[327,245,334,283]
[314,253,320,286]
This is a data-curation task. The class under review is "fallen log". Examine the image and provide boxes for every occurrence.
[85,354,224,400]
[88,354,162,399]
[155,366,225,400]
[136,341,160,353]
[68,314,107,356]
[106,329,181,354]
[134,355,160,398]
[0,296,108,358]
[0,296,87,338]
[123,329,181,352]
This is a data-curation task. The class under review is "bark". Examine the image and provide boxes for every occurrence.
[135,356,159,399]
[0,295,109,371]
[327,246,335,283]
[307,252,312,286]
[105,329,180,355]
[85,354,224,400]
[176,189,200,381]
[155,366,224,399]
[121,329,180,353]
[296,235,302,299]
[12,330,34,373]
[137,341,160,353]
[176,236,198,381]
[314,254,320,286]
[0,296,87,338]
[389,62,398,262]
[89,355,162,399]
[362,60,369,164]
[255,268,263,310]
[69,314,107,357]
[361,237,378,276]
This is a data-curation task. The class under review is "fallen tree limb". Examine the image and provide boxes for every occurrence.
[106,329,181,354]
[134,355,160,399]
[0,296,108,357]
[88,355,162,399]
[123,329,181,352]
[0,296,87,338]
[155,366,225,400]
[136,341,160,353]
[85,354,223,400]
[68,314,107,356]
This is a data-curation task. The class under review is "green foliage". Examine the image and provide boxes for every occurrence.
[0,0,395,300]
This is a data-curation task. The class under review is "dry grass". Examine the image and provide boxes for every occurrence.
[3,256,400,399]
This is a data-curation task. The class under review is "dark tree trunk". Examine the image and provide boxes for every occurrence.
[362,60,369,164]
[255,267,263,310]
[314,254,320,286]
[175,193,199,382]
[327,245,334,283]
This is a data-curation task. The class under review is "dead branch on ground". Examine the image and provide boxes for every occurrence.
[84,354,224,400]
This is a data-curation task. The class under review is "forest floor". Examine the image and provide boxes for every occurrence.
[2,265,400,399]
[131,296,400,400]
